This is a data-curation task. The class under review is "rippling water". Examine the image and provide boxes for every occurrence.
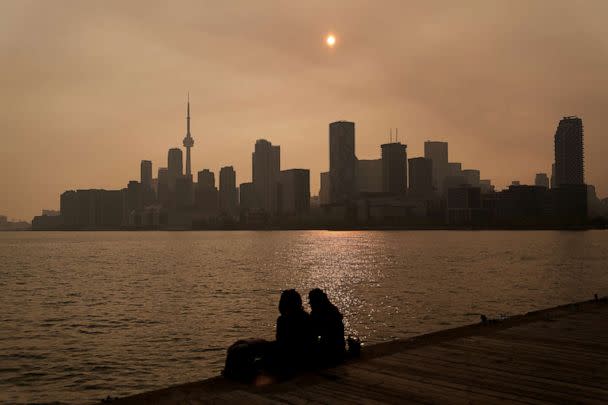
[1,230,607,403]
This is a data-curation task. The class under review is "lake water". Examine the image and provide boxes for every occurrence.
[1,230,607,404]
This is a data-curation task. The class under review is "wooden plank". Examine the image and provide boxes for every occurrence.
[353,356,563,404]
[432,347,605,386]
[211,390,283,404]
[447,335,608,365]
[379,351,608,403]
[406,344,608,389]
[326,361,537,404]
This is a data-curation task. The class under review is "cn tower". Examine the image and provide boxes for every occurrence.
[183,94,195,177]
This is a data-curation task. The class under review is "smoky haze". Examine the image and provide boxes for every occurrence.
[1,0,607,220]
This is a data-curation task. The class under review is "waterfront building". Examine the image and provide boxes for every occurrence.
[239,182,256,212]
[553,184,588,226]
[219,166,238,217]
[479,179,495,193]
[408,157,433,194]
[125,181,143,221]
[140,160,152,190]
[443,175,467,192]
[462,169,481,187]
[198,169,215,188]
[496,185,552,226]
[175,175,194,209]
[448,162,462,177]
[60,189,124,228]
[32,211,63,230]
[356,159,382,193]
[252,139,280,215]
[140,160,155,205]
[167,148,183,191]
[157,168,169,206]
[319,172,331,205]
[195,171,218,217]
[329,121,356,204]
[554,116,584,186]
[447,185,483,225]
[424,141,448,193]
[535,173,550,188]
[381,142,407,194]
[278,169,310,216]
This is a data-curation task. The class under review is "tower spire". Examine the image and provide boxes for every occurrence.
[187,92,191,136]
[183,93,194,177]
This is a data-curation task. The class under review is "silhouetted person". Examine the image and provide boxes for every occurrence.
[309,288,345,365]
[272,289,315,375]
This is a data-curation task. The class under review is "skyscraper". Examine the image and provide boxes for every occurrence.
[195,169,218,216]
[381,142,407,194]
[125,181,143,219]
[175,175,194,209]
[219,166,238,217]
[157,167,169,205]
[424,141,448,193]
[554,116,584,186]
[329,121,356,204]
[408,157,433,195]
[448,162,462,177]
[140,160,154,205]
[319,172,331,205]
[356,159,382,193]
[252,139,280,215]
[167,148,183,191]
[183,95,195,177]
[140,160,152,190]
[278,169,310,216]
[535,173,550,188]
[239,182,256,212]
[462,169,480,187]
[479,179,494,193]
[198,169,215,188]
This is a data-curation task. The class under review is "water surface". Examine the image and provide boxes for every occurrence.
[1,230,607,403]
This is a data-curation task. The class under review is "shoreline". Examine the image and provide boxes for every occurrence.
[24,225,606,231]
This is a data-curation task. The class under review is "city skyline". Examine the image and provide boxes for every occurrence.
[3,104,606,222]
[2,1,608,220]
[26,110,601,230]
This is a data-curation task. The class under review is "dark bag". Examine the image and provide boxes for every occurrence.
[223,339,270,382]
[347,336,361,357]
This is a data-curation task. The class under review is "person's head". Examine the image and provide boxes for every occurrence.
[278,289,303,316]
[308,288,330,311]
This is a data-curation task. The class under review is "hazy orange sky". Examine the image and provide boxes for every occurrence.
[1,0,607,220]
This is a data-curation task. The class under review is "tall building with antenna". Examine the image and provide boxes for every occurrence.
[183,94,195,177]
[381,141,407,194]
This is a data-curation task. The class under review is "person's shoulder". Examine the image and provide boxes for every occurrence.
[330,305,343,320]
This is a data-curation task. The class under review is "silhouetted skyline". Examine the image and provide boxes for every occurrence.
[2,1,608,220]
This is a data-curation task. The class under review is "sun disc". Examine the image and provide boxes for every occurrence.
[326,34,336,47]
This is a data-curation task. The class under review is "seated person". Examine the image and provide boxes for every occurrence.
[272,289,316,375]
[309,288,346,366]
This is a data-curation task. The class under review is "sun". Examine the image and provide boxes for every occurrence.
[326,34,336,48]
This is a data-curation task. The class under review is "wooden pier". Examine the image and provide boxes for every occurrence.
[114,298,608,404]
